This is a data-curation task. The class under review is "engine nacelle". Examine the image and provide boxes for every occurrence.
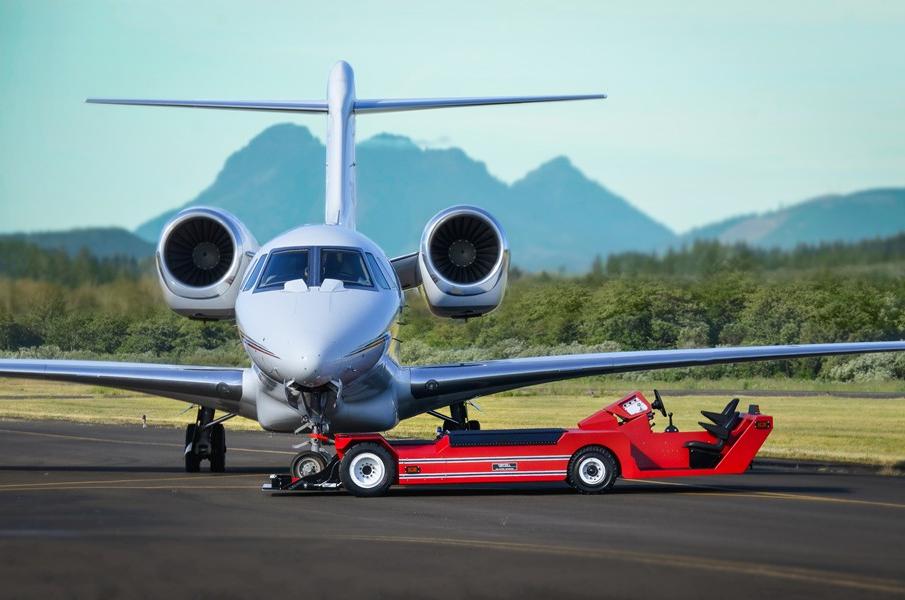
[156,207,259,320]
[418,205,509,318]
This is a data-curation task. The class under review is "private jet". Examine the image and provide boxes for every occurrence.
[2,61,903,478]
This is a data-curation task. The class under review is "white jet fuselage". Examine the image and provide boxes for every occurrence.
[235,225,401,391]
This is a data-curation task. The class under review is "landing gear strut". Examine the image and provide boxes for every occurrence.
[427,401,481,433]
[184,407,228,473]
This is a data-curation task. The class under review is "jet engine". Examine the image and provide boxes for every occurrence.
[418,206,509,318]
[156,207,259,320]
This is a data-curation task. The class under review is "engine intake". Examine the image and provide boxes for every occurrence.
[428,212,501,284]
[156,207,258,320]
[419,206,509,318]
[164,216,235,287]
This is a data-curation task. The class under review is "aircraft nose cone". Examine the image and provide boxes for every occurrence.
[289,349,329,388]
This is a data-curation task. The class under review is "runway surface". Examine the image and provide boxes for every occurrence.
[0,419,903,599]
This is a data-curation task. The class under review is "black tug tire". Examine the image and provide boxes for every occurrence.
[184,424,201,473]
[209,423,226,473]
[290,451,329,479]
[567,447,618,494]
[339,442,396,498]
[466,420,481,431]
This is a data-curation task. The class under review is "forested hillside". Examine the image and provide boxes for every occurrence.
[1,234,903,382]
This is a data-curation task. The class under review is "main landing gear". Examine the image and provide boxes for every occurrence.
[427,401,481,433]
[184,406,233,473]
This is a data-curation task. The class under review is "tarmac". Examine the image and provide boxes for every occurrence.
[0,419,903,599]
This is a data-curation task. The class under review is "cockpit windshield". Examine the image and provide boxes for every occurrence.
[320,248,372,287]
[258,249,310,289]
[253,246,378,291]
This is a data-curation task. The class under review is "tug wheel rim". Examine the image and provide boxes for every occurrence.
[349,452,385,489]
[578,456,606,485]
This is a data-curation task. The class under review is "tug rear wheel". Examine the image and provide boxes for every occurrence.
[567,447,618,494]
[290,451,328,479]
[340,443,395,497]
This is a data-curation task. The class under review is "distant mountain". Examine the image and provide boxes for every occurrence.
[506,157,675,269]
[135,124,676,271]
[128,124,905,267]
[683,189,905,249]
[0,227,154,259]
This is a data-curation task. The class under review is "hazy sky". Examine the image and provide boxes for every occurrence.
[2,1,904,234]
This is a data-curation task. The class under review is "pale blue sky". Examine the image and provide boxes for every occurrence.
[1,1,904,234]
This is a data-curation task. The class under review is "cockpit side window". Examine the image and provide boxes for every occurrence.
[320,248,372,288]
[365,253,391,290]
[257,249,310,290]
[241,254,267,292]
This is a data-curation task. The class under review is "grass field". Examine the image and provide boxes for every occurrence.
[1,378,903,468]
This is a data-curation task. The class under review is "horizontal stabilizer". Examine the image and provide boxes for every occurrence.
[86,95,606,115]
[85,98,328,113]
[353,94,606,114]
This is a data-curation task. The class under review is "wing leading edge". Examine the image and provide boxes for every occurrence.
[404,341,905,415]
[0,360,247,412]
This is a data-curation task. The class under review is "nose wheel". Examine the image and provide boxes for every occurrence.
[290,451,330,479]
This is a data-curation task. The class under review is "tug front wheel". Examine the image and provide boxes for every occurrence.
[339,443,396,497]
[567,447,618,494]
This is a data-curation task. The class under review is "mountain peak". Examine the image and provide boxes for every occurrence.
[251,122,316,144]
[361,133,419,151]
[540,155,574,169]
[516,155,591,190]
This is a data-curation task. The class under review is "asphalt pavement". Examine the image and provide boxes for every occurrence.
[0,419,903,599]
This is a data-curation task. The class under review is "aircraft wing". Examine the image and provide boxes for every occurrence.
[406,341,905,408]
[0,359,246,412]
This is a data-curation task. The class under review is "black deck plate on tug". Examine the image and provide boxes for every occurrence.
[446,428,565,447]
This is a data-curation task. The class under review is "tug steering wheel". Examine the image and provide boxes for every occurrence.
[651,389,668,417]
[652,389,680,433]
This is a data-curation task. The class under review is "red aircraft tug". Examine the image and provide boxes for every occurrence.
[262,390,773,497]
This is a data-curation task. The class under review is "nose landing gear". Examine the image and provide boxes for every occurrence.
[290,434,334,479]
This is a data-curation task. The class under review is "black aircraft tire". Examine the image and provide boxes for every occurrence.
[340,443,395,498]
[290,451,328,479]
[209,423,226,473]
[184,424,201,473]
[567,447,618,494]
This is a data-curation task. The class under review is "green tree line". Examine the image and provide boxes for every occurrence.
[1,235,903,381]
[599,233,905,277]
[0,239,146,286]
